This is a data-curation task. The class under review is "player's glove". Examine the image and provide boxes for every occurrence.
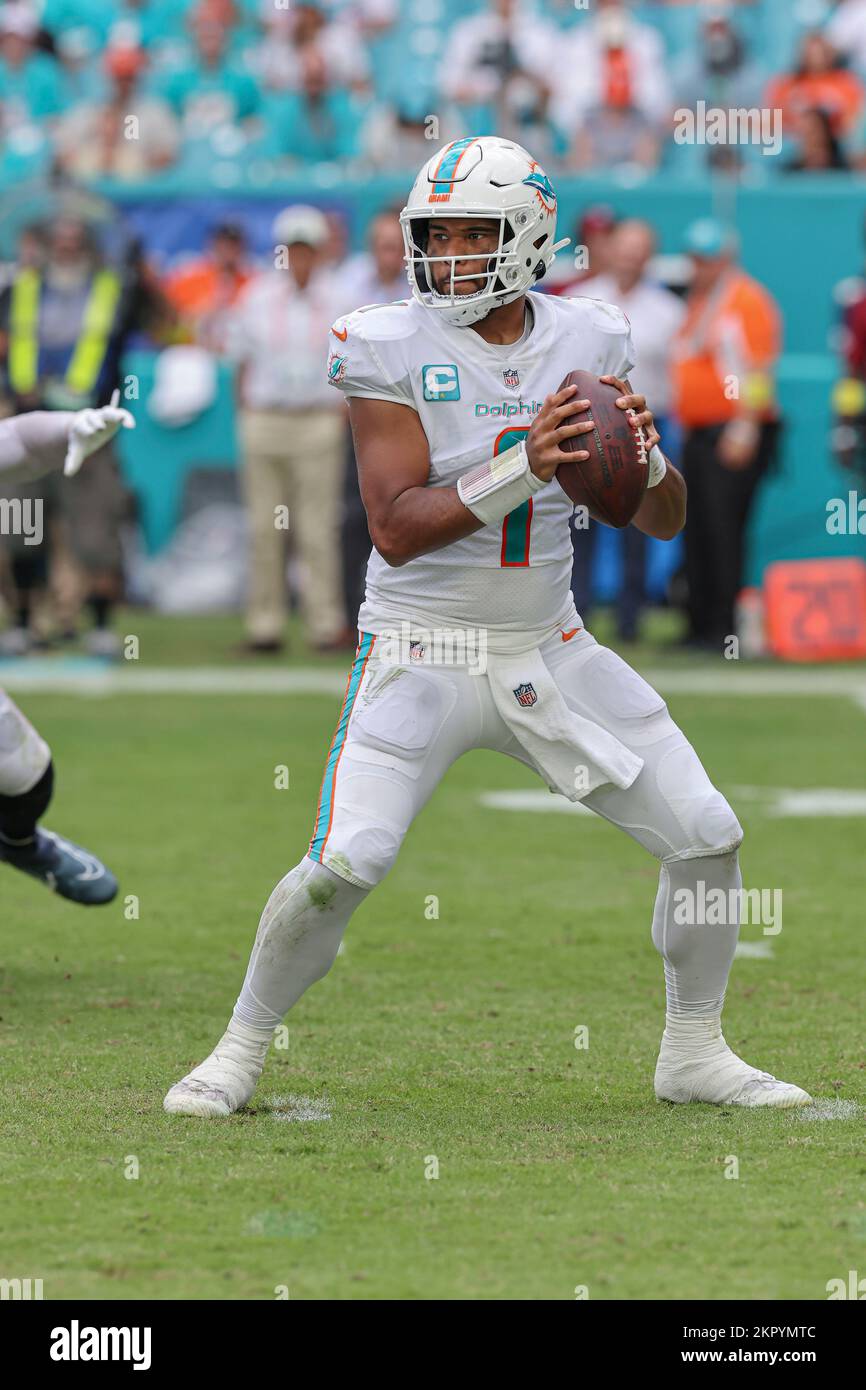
[64,389,135,477]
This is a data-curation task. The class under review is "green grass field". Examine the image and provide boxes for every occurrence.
[1,611,864,1300]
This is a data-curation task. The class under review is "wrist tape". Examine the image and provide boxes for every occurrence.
[457,440,548,526]
[647,443,667,489]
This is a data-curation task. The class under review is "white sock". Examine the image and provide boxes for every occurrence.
[659,1012,725,1056]
[651,850,741,1019]
[232,855,369,1032]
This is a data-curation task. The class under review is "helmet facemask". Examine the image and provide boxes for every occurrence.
[401,209,530,326]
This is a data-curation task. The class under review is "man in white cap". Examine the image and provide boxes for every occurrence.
[228,203,351,653]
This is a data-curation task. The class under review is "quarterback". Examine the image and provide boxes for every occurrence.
[165,137,809,1116]
[0,399,131,903]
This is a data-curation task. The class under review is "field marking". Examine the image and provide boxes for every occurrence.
[480,783,866,811]
[0,662,346,696]
[734,941,775,959]
[480,786,866,818]
[0,659,865,701]
[480,790,593,816]
[732,784,866,817]
[766,789,866,816]
[795,1099,860,1122]
[265,1094,332,1123]
[642,668,866,698]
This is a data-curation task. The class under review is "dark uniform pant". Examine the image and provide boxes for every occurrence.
[681,419,781,645]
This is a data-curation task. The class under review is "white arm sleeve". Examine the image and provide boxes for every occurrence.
[0,411,73,485]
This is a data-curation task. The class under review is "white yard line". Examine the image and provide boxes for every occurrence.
[479,790,593,816]
[794,1099,860,1121]
[0,661,864,702]
[641,668,866,698]
[734,941,775,960]
[480,785,866,819]
[0,664,346,695]
[265,1094,332,1123]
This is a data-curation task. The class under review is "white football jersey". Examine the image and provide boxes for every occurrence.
[326,290,634,642]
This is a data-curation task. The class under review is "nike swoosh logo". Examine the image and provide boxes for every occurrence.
[330,324,348,340]
[560,628,582,642]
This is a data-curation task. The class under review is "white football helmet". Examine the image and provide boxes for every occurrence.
[399,135,570,328]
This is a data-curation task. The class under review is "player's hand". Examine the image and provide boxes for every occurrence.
[717,417,759,470]
[64,389,135,477]
[600,375,660,451]
[525,383,595,482]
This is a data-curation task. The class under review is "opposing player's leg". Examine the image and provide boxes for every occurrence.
[494,630,809,1109]
[164,636,483,1116]
[0,690,117,905]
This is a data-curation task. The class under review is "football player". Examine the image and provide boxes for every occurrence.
[165,137,809,1116]
[0,398,132,903]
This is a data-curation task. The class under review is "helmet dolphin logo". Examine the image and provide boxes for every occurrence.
[522,166,556,213]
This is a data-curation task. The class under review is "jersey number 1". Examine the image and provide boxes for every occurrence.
[495,427,532,567]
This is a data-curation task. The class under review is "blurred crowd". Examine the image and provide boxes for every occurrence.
[3,0,866,181]
[0,192,788,657]
[2,0,865,659]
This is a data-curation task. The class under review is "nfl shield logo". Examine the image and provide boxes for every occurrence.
[513,683,537,708]
[503,367,520,390]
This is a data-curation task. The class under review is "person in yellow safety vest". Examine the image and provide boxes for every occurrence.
[0,217,136,658]
[7,261,122,409]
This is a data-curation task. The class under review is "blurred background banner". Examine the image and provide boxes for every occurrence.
[0,0,865,650]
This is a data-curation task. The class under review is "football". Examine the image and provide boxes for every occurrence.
[555,369,649,528]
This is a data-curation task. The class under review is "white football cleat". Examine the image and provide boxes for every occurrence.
[655,1019,811,1109]
[163,1020,271,1118]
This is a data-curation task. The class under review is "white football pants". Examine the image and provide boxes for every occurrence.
[233,627,744,1031]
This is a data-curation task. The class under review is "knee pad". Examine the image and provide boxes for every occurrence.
[693,790,744,858]
[0,693,52,797]
[316,796,404,888]
[656,740,743,860]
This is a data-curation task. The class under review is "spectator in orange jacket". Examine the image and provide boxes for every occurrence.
[671,218,783,652]
[766,31,864,144]
[164,223,251,354]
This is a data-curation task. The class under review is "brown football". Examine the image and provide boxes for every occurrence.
[555,369,648,528]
